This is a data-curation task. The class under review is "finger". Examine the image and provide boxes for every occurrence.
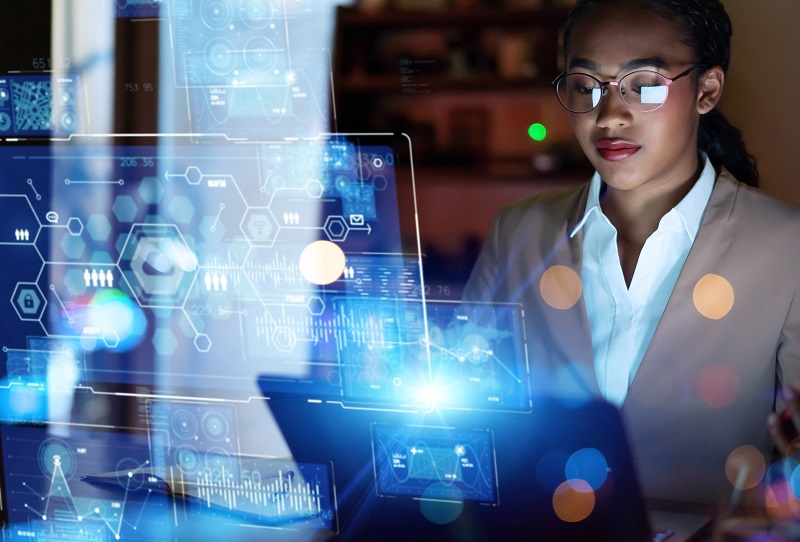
[769,412,791,454]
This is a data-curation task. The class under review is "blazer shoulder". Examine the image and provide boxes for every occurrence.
[494,183,587,230]
[721,172,800,228]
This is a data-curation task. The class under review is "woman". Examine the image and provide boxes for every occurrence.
[463,0,800,505]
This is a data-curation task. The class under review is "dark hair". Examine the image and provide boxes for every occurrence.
[563,0,759,187]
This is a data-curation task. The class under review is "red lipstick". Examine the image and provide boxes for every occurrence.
[595,139,641,162]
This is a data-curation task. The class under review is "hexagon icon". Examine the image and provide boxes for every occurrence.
[306,296,325,316]
[86,214,112,241]
[152,327,178,356]
[103,330,120,349]
[305,179,325,199]
[64,267,88,297]
[271,327,296,352]
[12,283,46,321]
[184,166,203,186]
[323,216,349,242]
[138,176,165,205]
[118,224,199,308]
[168,196,196,225]
[66,217,84,236]
[60,231,86,260]
[241,208,279,247]
[112,195,139,223]
[373,175,388,191]
[371,156,386,170]
[194,334,212,352]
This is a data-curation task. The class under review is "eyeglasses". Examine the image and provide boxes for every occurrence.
[551,66,701,113]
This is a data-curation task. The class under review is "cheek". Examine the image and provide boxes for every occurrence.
[649,105,698,147]
[568,113,594,142]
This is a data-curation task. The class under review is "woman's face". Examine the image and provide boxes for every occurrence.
[565,3,713,193]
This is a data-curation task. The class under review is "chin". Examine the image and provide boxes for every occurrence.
[593,164,646,191]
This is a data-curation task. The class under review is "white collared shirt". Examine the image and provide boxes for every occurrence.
[570,156,716,406]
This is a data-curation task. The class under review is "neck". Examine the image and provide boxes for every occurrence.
[600,158,703,245]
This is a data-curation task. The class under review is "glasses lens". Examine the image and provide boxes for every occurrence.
[557,74,601,113]
[620,71,669,111]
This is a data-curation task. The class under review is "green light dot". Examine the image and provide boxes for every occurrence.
[528,123,547,142]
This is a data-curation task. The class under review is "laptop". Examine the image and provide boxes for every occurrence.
[265,393,659,542]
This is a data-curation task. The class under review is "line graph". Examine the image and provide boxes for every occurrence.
[2,426,171,541]
[372,424,497,504]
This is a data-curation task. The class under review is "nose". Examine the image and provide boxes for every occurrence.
[594,82,632,128]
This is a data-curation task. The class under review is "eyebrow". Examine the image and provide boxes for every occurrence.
[567,56,670,73]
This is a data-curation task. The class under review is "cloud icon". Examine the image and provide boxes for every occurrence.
[142,250,175,276]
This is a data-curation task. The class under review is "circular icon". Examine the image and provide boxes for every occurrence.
[205,447,233,477]
[204,38,237,76]
[244,37,278,72]
[116,458,146,491]
[0,112,11,131]
[61,112,76,131]
[172,409,199,440]
[201,0,234,29]
[239,0,273,29]
[176,445,201,475]
[38,438,76,479]
[202,411,229,441]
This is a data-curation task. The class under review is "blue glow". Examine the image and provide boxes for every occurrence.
[565,448,609,490]
[86,289,147,352]
[0,380,48,423]
[419,484,464,525]
[789,461,800,499]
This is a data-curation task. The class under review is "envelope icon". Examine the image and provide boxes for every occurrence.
[349,214,365,226]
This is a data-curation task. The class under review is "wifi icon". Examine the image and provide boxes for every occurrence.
[246,212,275,242]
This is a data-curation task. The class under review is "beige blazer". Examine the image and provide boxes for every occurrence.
[463,172,800,505]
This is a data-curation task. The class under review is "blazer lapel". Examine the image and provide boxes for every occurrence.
[549,183,600,397]
[625,173,737,405]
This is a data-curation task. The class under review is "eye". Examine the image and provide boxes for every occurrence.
[626,72,665,95]
[567,75,599,95]
[573,83,596,95]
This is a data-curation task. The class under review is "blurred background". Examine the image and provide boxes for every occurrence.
[329,0,800,297]
[0,0,797,296]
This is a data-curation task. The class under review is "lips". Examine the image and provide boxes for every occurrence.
[594,139,641,162]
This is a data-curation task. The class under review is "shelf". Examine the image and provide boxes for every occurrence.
[337,6,571,30]
[336,74,555,94]
[398,159,592,182]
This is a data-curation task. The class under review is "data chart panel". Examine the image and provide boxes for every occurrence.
[0,135,422,401]
[0,75,81,137]
[0,425,171,541]
[372,424,498,504]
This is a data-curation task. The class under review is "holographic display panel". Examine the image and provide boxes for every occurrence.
[0,75,81,137]
[372,423,497,504]
[0,424,171,541]
[0,136,421,400]
[167,0,334,137]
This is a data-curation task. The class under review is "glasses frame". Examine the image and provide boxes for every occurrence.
[551,65,703,113]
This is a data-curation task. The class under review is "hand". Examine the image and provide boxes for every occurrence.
[768,387,800,455]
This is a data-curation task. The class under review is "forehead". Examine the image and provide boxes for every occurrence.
[566,4,694,73]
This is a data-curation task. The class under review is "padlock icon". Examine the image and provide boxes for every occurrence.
[24,294,34,309]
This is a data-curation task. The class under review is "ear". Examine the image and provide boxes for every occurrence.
[696,66,724,114]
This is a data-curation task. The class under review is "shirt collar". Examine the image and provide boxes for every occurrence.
[569,170,604,238]
[569,154,716,241]
[671,154,715,241]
